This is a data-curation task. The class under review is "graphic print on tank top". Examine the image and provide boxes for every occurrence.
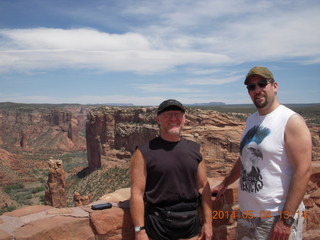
[239,125,270,193]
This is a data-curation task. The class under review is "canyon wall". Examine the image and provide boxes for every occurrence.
[0,103,90,152]
[86,106,320,175]
[0,103,91,199]
[0,105,319,239]
[86,107,245,175]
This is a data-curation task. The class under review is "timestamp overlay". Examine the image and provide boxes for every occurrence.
[212,210,307,220]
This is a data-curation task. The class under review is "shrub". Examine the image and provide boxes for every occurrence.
[0,205,16,215]
[31,186,45,194]
[4,183,24,194]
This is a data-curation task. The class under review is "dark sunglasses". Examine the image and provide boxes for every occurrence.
[246,79,272,91]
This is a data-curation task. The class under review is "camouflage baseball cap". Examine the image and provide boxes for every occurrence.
[244,66,274,84]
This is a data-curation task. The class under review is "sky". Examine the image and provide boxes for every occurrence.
[0,0,319,106]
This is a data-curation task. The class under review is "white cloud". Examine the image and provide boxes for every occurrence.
[0,93,165,106]
[215,7,320,62]
[185,76,239,85]
[1,1,320,75]
[2,28,150,50]
[135,83,205,93]
[0,28,232,73]
[128,1,320,64]
[1,0,320,107]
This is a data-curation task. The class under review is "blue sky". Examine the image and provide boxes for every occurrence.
[0,0,319,106]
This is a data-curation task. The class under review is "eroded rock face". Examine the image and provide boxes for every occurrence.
[310,125,320,162]
[1,106,319,239]
[86,107,245,176]
[86,106,320,175]
[304,170,320,234]
[74,192,91,207]
[0,104,89,152]
[86,107,158,171]
[44,159,67,208]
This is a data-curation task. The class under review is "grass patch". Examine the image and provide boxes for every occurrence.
[0,205,16,215]
[4,182,45,207]
[4,183,24,194]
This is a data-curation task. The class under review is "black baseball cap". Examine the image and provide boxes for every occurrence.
[157,99,186,115]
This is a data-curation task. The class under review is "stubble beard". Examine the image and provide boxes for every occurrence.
[167,127,181,136]
[254,99,268,109]
[253,95,268,109]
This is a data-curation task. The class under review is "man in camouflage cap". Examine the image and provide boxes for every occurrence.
[212,66,312,240]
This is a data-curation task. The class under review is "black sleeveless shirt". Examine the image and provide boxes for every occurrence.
[138,137,202,205]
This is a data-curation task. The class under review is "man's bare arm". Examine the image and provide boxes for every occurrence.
[197,159,213,240]
[271,114,312,239]
[283,114,312,215]
[130,149,149,239]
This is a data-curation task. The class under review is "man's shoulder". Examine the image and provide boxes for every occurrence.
[246,105,296,121]
[137,136,163,152]
[279,104,296,115]
[139,136,160,146]
[181,137,201,147]
[246,111,259,122]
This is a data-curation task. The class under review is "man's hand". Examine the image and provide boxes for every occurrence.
[198,222,213,240]
[270,219,292,240]
[211,182,227,201]
[211,157,242,202]
[135,230,149,240]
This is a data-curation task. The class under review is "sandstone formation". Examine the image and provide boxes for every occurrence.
[0,148,22,186]
[44,159,67,208]
[86,106,320,176]
[86,107,159,171]
[0,103,91,208]
[0,103,89,152]
[310,125,320,162]
[1,104,319,239]
[74,192,91,207]
[86,107,245,176]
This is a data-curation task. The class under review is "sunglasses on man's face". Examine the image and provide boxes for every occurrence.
[246,79,272,91]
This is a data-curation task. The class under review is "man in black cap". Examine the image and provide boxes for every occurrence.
[130,99,213,240]
[212,67,311,240]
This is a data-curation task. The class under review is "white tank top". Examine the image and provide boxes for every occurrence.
[238,105,296,217]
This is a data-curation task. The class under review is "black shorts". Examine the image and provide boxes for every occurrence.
[145,201,201,240]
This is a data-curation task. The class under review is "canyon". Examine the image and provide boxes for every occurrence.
[0,103,319,239]
[86,105,320,177]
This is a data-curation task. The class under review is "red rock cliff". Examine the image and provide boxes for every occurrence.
[86,106,320,175]
[86,106,245,176]
[0,104,89,151]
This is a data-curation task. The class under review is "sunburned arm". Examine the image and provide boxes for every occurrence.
[130,149,149,239]
[197,157,213,239]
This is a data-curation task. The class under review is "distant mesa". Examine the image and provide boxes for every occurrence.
[89,102,226,107]
[0,101,226,108]
[187,102,226,106]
